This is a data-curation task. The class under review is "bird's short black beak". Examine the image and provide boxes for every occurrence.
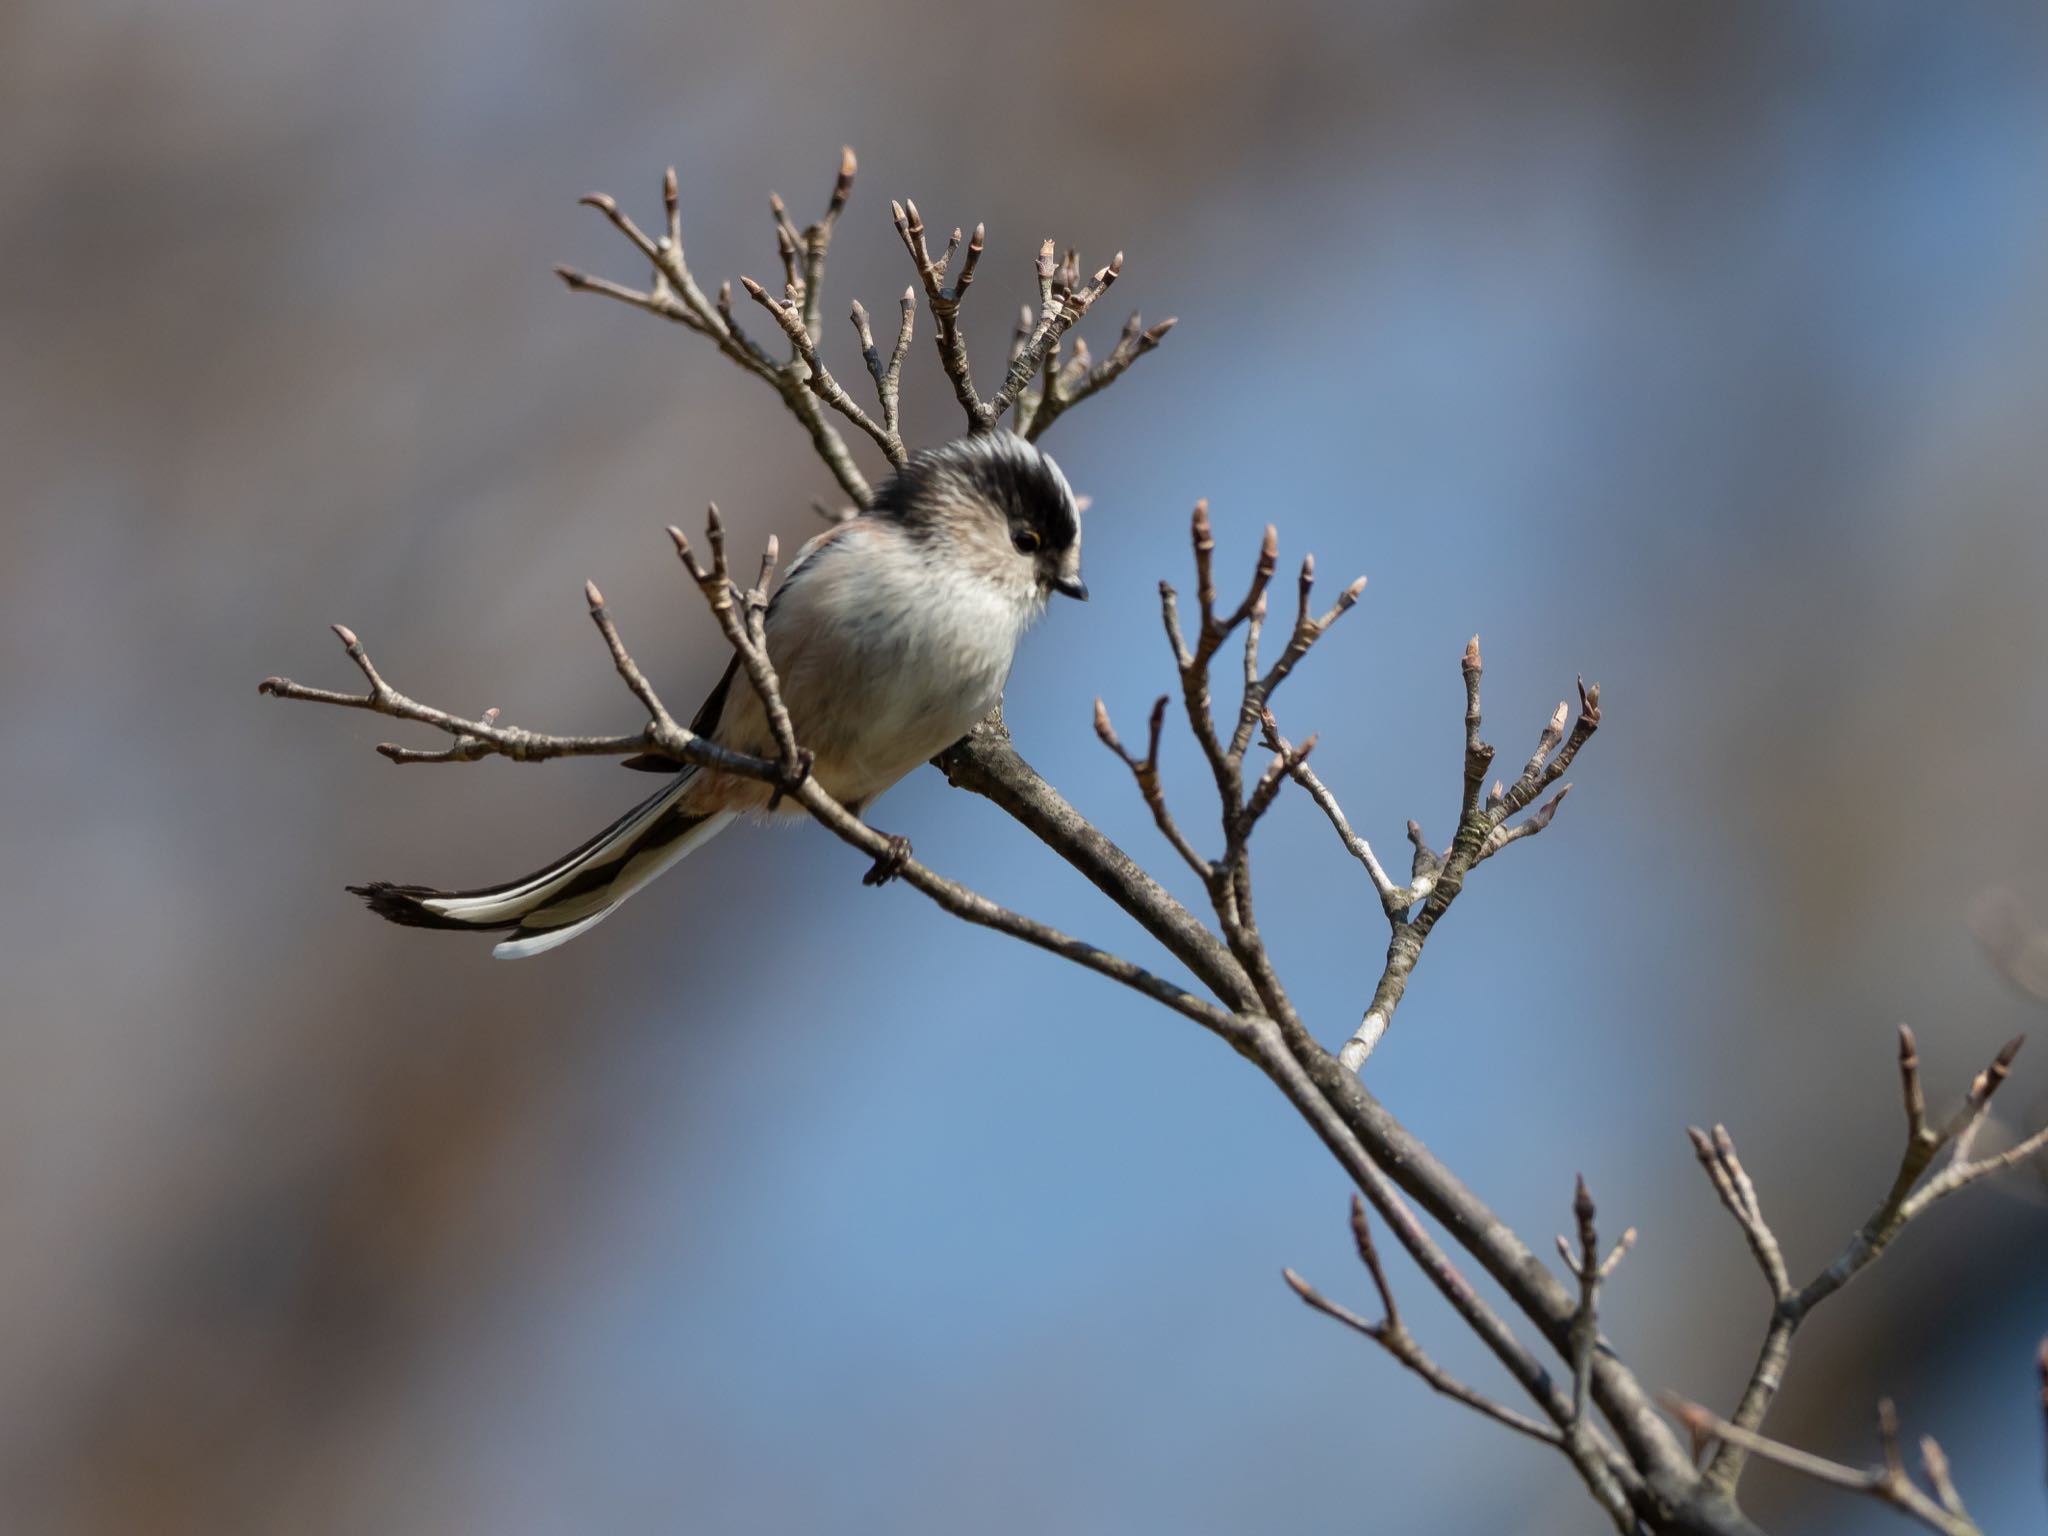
[1054,574,1089,601]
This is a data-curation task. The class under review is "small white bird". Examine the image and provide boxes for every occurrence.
[351,432,1087,957]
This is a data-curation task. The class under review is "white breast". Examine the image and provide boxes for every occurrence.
[721,524,1040,808]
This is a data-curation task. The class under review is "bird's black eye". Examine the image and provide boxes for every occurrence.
[1012,529,1042,555]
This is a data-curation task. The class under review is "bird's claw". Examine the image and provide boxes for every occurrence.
[767,749,815,810]
[862,834,912,887]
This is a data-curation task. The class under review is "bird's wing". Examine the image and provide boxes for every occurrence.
[620,517,870,772]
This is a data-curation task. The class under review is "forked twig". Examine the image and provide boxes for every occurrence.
[1284,1198,1565,1449]
[1692,1026,2048,1497]
[1666,1395,1981,1536]
[558,154,876,505]
[1558,1176,1635,1426]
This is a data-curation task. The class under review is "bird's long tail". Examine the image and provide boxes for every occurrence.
[348,769,734,959]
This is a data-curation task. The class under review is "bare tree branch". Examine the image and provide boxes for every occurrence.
[890,204,1137,438]
[1018,305,1176,441]
[1693,1026,2048,1497]
[1559,1176,1635,1426]
[1284,1197,1567,1450]
[738,276,905,466]
[1686,1125,1792,1303]
[849,287,915,460]
[264,153,2048,1536]
[559,156,876,505]
[1094,695,1212,880]
[1116,506,1371,1057]
[1308,641,1601,1071]
[1666,1395,1981,1536]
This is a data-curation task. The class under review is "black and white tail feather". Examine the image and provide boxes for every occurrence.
[349,768,734,959]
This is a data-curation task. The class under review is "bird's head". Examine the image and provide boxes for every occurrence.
[870,432,1087,604]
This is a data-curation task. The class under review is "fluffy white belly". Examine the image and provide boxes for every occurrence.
[711,532,1036,809]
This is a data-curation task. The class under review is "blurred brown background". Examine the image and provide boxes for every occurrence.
[4,1,2047,1531]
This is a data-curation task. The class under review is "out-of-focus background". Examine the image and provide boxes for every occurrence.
[5,1,2048,1531]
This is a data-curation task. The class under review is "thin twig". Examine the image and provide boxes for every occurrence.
[1698,1028,2048,1496]
[890,205,1135,436]
[1686,1125,1791,1302]
[1332,644,1600,1071]
[1024,312,1176,441]
[1798,1031,2034,1315]
[849,287,915,459]
[1665,1395,1980,1536]
[1283,1196,1566,1449]
[1094,696,1212,879]
[739,275,904,463]
[564,160,874,505]
[1260,711,1407,911]
[1558,1176,1633,1426]
[1275,1178,1642,1531]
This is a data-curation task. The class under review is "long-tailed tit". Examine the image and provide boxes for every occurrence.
[350,431,1087,958]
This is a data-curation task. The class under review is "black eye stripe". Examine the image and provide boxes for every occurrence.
[868,435,1078,553]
